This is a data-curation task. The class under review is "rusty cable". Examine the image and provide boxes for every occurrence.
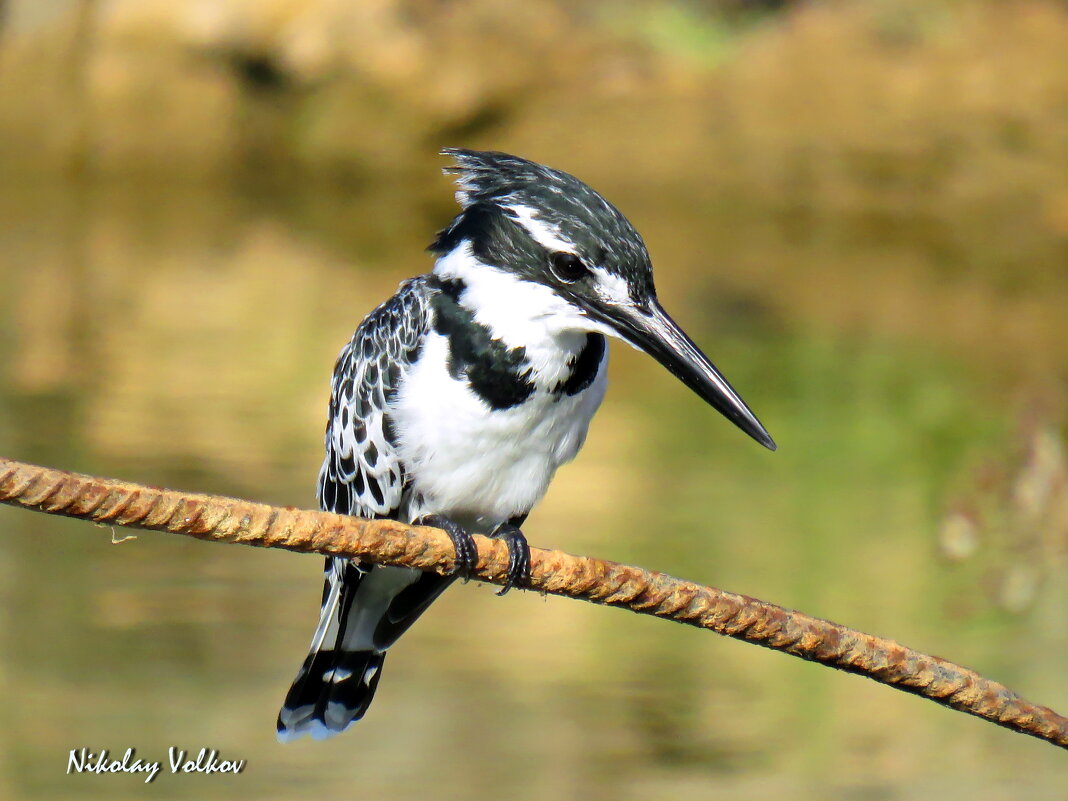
[0,454,1065,751]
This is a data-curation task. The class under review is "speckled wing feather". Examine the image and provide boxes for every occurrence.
[318,275,433,520]
[278,276,434,741]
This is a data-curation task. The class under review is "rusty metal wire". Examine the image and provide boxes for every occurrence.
[1,454,1066,751]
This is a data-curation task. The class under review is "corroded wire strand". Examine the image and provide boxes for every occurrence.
[1,454,1066,751]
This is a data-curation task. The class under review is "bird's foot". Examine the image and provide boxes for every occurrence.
[415,515,478,582]
[490,522,530,596]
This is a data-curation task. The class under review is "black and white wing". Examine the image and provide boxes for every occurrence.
[318,276,433,520]
[278,276,435,741]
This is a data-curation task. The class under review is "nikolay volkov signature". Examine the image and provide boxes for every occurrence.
[67,747,245,783]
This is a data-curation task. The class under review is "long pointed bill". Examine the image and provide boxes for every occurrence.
[609,301,776,451]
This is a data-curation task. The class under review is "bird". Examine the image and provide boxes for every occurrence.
[276,149,775,741]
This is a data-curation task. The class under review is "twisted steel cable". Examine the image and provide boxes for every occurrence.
[0,455,1065,750]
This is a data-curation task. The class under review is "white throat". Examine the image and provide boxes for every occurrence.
[432,242,591,360]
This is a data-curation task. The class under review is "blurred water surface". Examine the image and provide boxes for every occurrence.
[0,169,1065,800]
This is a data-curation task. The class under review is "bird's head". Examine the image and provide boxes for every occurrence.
[430,148,775,451]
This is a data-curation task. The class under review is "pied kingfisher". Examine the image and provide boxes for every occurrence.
[277,149,775,741]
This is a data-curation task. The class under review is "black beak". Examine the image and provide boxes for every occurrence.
[607,301,776,451]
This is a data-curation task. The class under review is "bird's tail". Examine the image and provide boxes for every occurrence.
[277,557,453,742]
[276,558,386,741]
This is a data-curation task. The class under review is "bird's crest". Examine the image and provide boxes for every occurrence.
[441,148,570,209]
[437,148,654,295]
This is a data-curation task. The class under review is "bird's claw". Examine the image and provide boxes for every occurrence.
[491,523,530,596]
[416,515,478,582]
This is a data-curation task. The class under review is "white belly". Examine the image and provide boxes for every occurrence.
[391,332,607,527]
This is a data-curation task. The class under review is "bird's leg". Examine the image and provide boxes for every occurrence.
[490,520,530,596]
[414,514,478,582]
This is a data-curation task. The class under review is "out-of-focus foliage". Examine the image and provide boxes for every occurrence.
[4,0,1067,364]
[3,0,1067,209]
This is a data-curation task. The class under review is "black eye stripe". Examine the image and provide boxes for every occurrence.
[549,252,589,283]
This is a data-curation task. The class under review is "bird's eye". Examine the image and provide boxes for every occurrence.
[549,252,589,283]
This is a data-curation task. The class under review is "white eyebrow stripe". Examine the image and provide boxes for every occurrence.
[504,204,577,254]
[592,267,632,306]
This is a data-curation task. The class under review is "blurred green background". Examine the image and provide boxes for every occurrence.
[1,0,1067,798]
